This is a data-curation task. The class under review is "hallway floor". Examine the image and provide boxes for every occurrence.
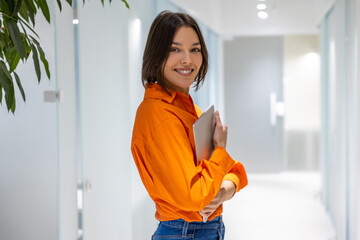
[223,171,336,240]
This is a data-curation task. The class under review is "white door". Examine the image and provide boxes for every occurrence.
[224,36,284,173]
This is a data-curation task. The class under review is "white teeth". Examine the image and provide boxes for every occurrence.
[177,69,192,74]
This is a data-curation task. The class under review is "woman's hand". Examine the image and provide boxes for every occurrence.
[213,111,228,149]
[199,180,236,221]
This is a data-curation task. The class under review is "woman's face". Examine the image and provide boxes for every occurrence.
[163,26,203,96]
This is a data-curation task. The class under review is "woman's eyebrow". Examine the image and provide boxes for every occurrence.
[172,42,201,46]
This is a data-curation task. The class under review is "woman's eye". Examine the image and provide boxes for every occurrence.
[170,48,179,52]
[192,48,201,52]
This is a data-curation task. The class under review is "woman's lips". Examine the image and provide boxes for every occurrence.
[175,69,193,76]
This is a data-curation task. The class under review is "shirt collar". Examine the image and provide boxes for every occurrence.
[144,83,198,117]
[144,83,182,103]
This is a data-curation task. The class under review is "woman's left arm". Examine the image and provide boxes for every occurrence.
[199,180,236,219]
[199,161,248,220]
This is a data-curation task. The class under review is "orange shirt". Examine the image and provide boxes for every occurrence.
[131,83,247,222]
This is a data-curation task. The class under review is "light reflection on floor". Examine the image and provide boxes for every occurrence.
[223,171,336,240]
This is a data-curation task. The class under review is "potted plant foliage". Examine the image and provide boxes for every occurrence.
[0,0,129,113]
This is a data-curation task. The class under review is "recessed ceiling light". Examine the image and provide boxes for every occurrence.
[256,3,267,10]
[258,11,269,19]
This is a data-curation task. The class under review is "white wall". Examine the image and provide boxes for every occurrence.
[346,0,360,239]
[320,0,360,239]
[283,35,321,170]
[323,2,348,238]
[0,1,59,239]
[316,0,336,25]
[169,0,222,34]
[54,2,78,240]
[356,1,360,237]
[0,1,80,239]
[76,0,157,239]
[283,35,320,131]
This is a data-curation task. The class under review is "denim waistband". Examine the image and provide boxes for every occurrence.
[161,216,223,229]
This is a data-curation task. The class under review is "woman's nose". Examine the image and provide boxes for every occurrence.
[181,51,192,65]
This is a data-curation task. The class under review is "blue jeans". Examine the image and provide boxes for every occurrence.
[151,216,225,240]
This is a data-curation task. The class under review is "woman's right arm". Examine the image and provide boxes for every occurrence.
[131,114,235,212]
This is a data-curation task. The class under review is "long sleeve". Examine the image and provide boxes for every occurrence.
[223,161,248,192]
[131,116,236,212]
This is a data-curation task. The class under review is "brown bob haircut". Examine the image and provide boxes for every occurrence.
[142,10,209,94]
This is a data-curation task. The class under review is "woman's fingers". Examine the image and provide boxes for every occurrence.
[199,209,213,219]
[199,206,217,219]
[213,111,228,149]
[215,111,221,126]
[199,188,225,219]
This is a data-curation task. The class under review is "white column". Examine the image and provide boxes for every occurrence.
[356,0,360,238]
[54,1,78,240]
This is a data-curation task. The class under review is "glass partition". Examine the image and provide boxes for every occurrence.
[0,1,60,238]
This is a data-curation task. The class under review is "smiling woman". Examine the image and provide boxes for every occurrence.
[131,10,248,240]
[163,27,203,95]
[141,11,208,96]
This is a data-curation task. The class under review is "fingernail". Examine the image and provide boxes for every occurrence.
[202,216,207,223]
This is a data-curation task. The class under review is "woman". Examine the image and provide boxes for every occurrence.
[131,10,247,240]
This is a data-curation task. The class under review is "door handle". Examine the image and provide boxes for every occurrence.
[270,92,277,126]
[270,92,285,126]
[43,90,63,102]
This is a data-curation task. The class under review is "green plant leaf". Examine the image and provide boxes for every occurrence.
[0,33,6,50]
[9,90,16,113]
[37,0,50,23]
[29,36,50,79]
[29,35,39,45]
[0,0,11,13]
[14,71,25,101]
[6,82,15,113]
[19,19,40,39]
[56,0,62,11]
[24,0,37,26]
[31,44,41,82]
[0,60,15,112]
[0,83,3,104]
[9,48,21,72]
[5,0,15,13]
[24,38,32,58]
[122,0,129,9]
[0,70,10,95]
[0,61,12,89]
[13,0,23,16]
[37,45,50,78]
[5,83,15,112]
[66,0,72,6]
[0,78,12,110]
[19,0,30,22]
[6,19,26,59]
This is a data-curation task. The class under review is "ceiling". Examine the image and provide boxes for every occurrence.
[170,0,334,37]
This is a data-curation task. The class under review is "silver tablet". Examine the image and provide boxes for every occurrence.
[193,105,215,162]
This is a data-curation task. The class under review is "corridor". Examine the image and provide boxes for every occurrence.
[223,172,336,240]
[1,0,359,239]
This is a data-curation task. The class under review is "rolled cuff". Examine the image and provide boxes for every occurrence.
[209,146,236,175]
[223,173,241,192]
